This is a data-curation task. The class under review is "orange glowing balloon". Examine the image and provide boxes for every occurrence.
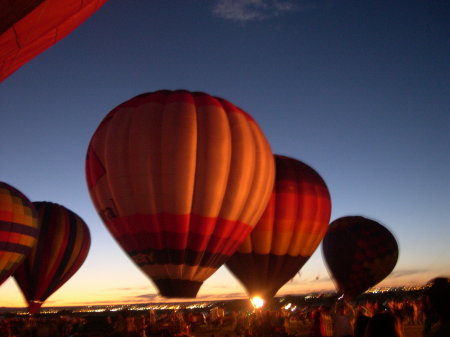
[86,90,275,298]
[226,155,332,300]
[0,0,108,82]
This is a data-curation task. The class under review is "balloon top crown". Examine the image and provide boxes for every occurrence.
[107,89,255,120]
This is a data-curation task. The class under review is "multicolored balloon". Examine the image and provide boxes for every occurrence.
[322,216,398,299]
[86,90,275,298]
[226,155,331,300]
[14,202,91,314]
[0,182,39,286]
[0,0,108,82]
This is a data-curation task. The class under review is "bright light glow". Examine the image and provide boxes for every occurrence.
[284,303,292,310]
[250,296,265,309]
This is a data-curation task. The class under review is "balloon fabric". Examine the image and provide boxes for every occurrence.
[226,155,331,300]
[0,182,39,286]
[86,90,275,298]
[322,216,398,299]
[0,0,108,82]
[13,201,91,314]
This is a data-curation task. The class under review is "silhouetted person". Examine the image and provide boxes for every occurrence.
[334,302,354,337]
[423,277,450,337]
[364,312,404,337]
[354,307,371,337]
[310,306,333,337]
[310,308,323,337]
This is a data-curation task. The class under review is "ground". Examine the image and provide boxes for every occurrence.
[191,323,424,337]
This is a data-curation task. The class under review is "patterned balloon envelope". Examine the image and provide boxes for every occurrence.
[322,216,398,299]
[14,202,91,314]
[226,155,331,300]
[0,182,39,286]
[0,0,108,82]
[86,90,275,298]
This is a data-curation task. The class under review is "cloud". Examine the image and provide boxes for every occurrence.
[389,268,427,278]
[212,0,298,22]
[107,292,247,304]
[135,293,161,300]
[108,286,150,291]
[197,292,246,299]
[127,292,245,302]
[286,276,332,286]
[81,299,127,305]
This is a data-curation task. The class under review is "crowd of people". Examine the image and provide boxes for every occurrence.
[0,277,448,337]
[307,277,449,337]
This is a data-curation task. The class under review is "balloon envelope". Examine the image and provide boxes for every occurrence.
[14,202,91,314]
[322,216,398,299]
[0,182,39,286]
[0,0,108,82]
[226,155,332,300]
[86,90,275,297]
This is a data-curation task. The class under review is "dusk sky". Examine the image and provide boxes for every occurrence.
[1,0,449,308]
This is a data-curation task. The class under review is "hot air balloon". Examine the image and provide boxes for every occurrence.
[0,0,108,82]
[322,216,398,299]
[13,202,91,314]
[225,155,332,300]
[0,182,39,286]
[86,90,275,298]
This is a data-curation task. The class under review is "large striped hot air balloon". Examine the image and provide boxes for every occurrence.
[13,202,91,314]
[322,216,399,299]
[0,0,108,82]
[225,155,332,300]
[86,89,275,298]
[0,182,39,286]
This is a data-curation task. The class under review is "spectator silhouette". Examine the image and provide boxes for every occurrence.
[423,277,450,337]
[364,312,404,337]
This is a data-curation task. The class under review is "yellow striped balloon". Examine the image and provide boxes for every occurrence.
[0,182,39,286]
[86,90,275,298]
[226,155,332,300]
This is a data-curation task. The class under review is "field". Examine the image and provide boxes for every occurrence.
[190,322,424,337]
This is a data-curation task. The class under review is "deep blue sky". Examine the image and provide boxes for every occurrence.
[1,0,449,306]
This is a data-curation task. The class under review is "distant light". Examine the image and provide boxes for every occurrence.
[250,296,265,309]
[284,303,292,310]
